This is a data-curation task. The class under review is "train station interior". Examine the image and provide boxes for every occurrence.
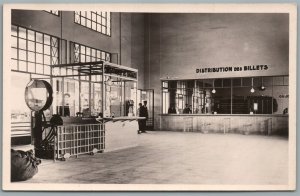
[6,8,293,189]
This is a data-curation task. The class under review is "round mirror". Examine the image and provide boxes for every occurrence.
[25,80,53,111]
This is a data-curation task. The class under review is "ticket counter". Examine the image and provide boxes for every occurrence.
[160,114,288,135]
[161,76,289,135]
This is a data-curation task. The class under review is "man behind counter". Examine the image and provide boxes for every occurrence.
[183,104,192,114]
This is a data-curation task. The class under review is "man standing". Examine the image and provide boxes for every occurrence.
[137,103,143,134]
[140,101,148,133]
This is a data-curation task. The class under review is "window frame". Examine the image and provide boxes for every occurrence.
[74,11,111,36]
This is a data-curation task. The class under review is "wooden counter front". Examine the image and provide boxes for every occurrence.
[160,114,288,135]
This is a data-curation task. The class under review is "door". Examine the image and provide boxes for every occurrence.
[138,89,154,130]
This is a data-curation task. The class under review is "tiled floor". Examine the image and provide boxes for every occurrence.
[24,131,288,185]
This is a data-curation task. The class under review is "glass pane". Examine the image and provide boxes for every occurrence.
[273,76,284,86]
[223,79,231,87]
[92,12,96,21]
[91,49,96,57]
[87,19,91,28]
[36,53,43,64]
[75,13,80,23]
[263,77,273,86]
[28,30,35,41]
[44,65,50,75]
[11,48,18,59]
[11,72,31,123]
[11,59,18,70]
[36,63,43,74]
[80,54,85,62]
[36,32,43,43]
[81,17,86,26]
[107,12,111,22]
[19,60,27,71]
[28,62,35,72]
[19,50,27,61]
[61,68,66,75]
[80,45,85,54]
[44,35,51,45]
[242,78,251,86]
[102,26,106,34]
[44,45,50,55]
[52,57,58,65]
[11,25,18,36]
[97,14,101,22]
[284,76,289,85]
[86,55,91,62]
[105,53,110,61]
[97,50,101,58]
[28,51,35,62]
[92,22,96,30]
[11,36,17,48]
[18,38,27,50]
[97,24,101,32]
[19,27,26,39]
[253,77,261,87]
[101,17,105,24]
[28,41,35,51]
[44,55,50,65]
[233,78,241,86]
[86,11,91,19]
[51,37,58,48]
[36,43,43,53]
[86,47,90,55]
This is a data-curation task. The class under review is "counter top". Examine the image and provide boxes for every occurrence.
[160,114,289,117]
[97,116,146,123]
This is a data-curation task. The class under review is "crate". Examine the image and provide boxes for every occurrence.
[55,124,105,160]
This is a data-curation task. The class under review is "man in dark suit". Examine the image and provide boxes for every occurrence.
[139,101,148,133]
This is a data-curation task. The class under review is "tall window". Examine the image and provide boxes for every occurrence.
[73,42,111,63]
[74,11,111,36]
[10,25,60,134]
[11,25,60,75]
[45,10,60,16]
[162,76,289,115]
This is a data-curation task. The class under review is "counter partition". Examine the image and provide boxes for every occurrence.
[160,114,288,135]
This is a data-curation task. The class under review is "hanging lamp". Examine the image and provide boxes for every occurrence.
[212,79,216,94]
[250,78,255,93]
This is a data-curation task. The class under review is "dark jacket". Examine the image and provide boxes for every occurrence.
[140,106,148,118]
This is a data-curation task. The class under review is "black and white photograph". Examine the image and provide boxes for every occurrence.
[2,3,297,191]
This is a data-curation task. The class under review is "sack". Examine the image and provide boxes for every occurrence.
[11,149,41,182]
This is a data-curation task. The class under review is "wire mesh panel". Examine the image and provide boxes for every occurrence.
[56,123,104,160]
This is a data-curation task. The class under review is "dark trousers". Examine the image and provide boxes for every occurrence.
[139,119,147,132]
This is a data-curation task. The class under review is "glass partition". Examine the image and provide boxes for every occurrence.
[162,76,289,115]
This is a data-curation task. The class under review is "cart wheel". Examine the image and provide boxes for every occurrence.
[63,153,71,160]
[90,148,98,155]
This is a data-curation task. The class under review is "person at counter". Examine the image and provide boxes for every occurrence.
[139,101,148,133]
[183,104,192,114]
[168,104,177,114]
[138,103,143,134]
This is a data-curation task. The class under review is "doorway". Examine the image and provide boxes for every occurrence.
[138,89,154,130]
